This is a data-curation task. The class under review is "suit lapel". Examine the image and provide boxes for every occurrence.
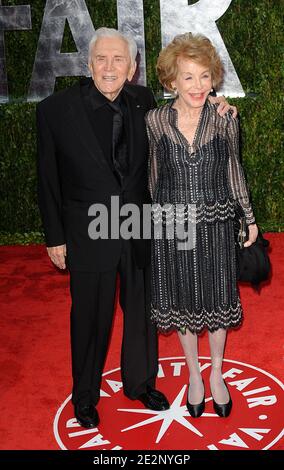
[64,79,119,187]
[64,80,147,188]
[123,84,146,174]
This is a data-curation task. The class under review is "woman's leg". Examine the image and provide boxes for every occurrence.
[178,330,204,404]
[208,328,230,403]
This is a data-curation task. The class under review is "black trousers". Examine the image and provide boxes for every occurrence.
[69,241,158,406]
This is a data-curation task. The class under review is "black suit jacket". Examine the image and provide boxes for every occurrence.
[36,78,156,271]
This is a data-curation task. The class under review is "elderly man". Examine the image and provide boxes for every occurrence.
[37,27,235,428]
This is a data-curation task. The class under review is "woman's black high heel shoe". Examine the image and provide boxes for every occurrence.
[211,380,232,417]
[186,381,205,418]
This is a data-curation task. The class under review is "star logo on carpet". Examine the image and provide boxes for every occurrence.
[54,357,284,450]
[118,385,218,443]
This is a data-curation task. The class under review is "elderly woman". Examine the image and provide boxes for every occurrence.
[146,33,258,418]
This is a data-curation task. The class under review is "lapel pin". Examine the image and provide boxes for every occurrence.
[136,104,141,108]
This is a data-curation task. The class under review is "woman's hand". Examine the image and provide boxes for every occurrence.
[243,224,258,248]
[208,95,238,118]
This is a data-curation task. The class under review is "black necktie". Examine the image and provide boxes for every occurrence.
[108,100,129,183]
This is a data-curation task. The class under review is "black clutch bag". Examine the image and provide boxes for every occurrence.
[234,203,271,288]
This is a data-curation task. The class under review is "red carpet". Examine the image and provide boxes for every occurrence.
[0,233,283,450]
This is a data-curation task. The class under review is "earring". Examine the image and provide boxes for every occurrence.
[173,87,178,96]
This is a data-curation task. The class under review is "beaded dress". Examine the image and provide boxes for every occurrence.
[146,100,255,334]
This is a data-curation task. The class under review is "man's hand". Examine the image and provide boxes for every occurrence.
[208,95,237,118]
[243,224,258,248]
[47,244,67,269]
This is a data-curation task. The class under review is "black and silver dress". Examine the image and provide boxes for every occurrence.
[146,100,255,334]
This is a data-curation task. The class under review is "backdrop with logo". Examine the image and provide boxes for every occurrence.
[0,0,283,243]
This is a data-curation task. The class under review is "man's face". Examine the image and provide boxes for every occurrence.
[88,36,136,101]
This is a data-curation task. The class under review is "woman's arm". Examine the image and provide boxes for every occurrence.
[146,116,160,200]
[227,116,258,247]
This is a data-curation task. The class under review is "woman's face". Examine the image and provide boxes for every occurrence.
[171,57,213,108]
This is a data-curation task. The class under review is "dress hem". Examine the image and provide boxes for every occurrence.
[151,304,243,336]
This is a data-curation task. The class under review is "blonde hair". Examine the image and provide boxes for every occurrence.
[157,33,224,92]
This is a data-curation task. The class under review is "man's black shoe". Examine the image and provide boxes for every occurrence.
[74,403,99,428]
[136,386,170,411]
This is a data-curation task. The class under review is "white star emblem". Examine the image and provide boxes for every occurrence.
[118,385,217,443]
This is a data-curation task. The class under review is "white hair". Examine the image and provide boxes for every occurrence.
[88,27,137,65]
